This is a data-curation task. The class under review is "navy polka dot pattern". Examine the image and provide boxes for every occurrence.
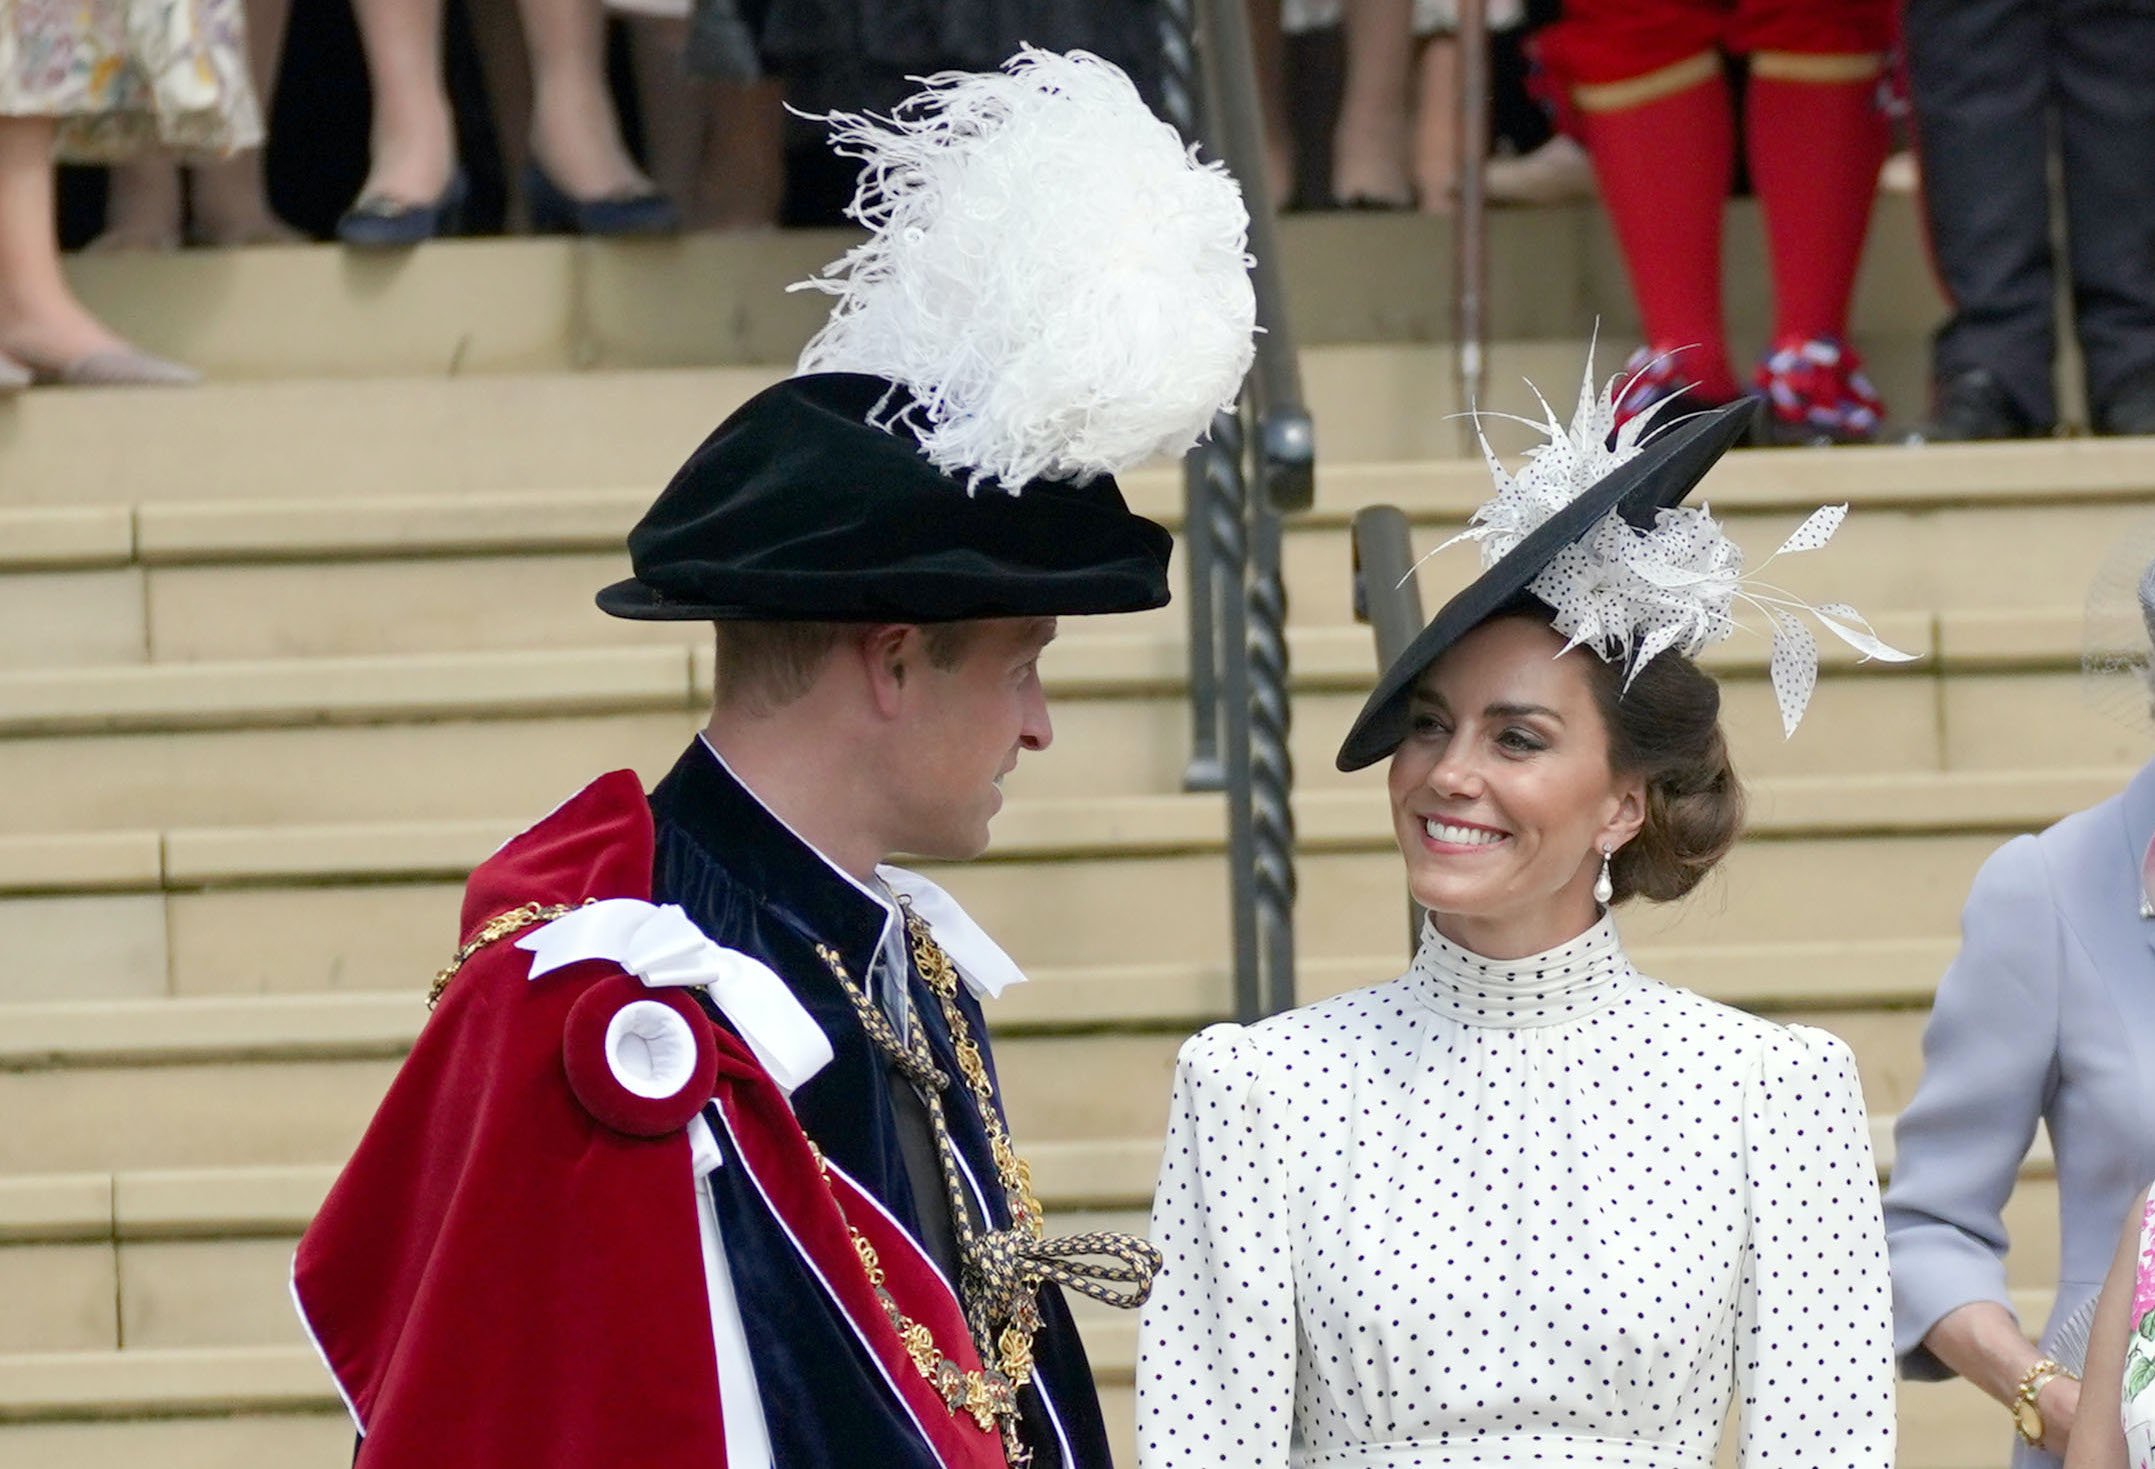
[1136,913,1895,1468]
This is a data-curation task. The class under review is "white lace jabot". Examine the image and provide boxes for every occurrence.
[1408,912,1636,1029]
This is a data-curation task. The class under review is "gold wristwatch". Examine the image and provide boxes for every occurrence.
[2013,1356,2073,1447]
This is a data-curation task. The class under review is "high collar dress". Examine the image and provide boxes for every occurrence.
[1135,915,1896,1469]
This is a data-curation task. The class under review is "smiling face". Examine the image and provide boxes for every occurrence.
[881,616,1058,861]
[1386,615,1646,959]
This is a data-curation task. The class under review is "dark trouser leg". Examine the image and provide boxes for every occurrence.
[2053,0,2155,414]
[1904,0,2057,424]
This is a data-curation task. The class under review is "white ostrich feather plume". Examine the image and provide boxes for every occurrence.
[792,47,1257,492]
[1435,350,1916,736]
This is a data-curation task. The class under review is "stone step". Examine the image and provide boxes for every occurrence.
[0,1008,1186,1173]
[54,201,1941,381]
[0,1309,2053,1469]
[0,1160,1147,1356]
[0,624,2133,830]
[0,775,2096,1009]
[0,967,2029,1197]
[0,1112,2054,1350]
[5,441,2146,674]
[0,341,1621,513]
[0,996,1983,1176]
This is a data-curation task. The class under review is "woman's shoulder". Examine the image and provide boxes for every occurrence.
[1174,974,1425,1082]
[1627,977,1860,1077]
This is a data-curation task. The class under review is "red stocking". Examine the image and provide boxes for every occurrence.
[1745,72,1888,344]
[1581,70,1739,402]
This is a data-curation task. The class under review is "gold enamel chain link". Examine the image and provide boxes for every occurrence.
[903,910,1048,1235]
[426,901,577,1009]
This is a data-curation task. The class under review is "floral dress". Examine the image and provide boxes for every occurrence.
[0,0,261,160]
[2124,1192,2155,1469]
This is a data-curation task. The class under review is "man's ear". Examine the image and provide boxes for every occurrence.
[858,624,918,718]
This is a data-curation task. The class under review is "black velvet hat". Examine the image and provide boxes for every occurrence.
[1335,398,1759,772]
[596,373,1175,624]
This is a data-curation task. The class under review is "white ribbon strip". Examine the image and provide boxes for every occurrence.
[519,900,833,1093]
[877,866,1030,1001]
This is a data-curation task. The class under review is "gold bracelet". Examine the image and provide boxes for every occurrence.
[2013,1356,2074,1447]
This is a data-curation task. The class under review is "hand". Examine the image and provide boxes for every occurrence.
[2038,1372,2082,1455]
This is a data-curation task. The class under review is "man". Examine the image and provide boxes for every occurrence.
[1905,0,2155,439]
[292,48,1256,1469]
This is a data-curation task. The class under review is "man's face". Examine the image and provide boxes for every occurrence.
[881,616,1058,861]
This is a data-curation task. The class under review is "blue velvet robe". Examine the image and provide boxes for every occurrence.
[650,738,1113,1468]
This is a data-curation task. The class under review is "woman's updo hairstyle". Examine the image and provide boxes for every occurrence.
[1578,638,1745,903]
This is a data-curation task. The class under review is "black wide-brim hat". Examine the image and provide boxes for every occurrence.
[597,372,1174,624]
[1335,398,1759,772]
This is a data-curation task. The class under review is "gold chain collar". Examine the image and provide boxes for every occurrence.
[427,901,577,1009]
[813,906,1162,1468]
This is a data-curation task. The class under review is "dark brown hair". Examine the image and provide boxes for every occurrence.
[1578,640,1746,903]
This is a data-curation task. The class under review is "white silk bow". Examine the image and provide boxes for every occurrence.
[517,900,834,1093]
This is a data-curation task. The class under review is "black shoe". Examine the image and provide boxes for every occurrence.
[2095,367,2155,436]
[1906,368,2047,442]
[523,164,681,238]
[336,171,469,249]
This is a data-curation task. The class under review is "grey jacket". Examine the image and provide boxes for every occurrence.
[1884,756,2155,1468]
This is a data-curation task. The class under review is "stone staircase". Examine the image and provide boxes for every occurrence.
[0,199,2131,1466]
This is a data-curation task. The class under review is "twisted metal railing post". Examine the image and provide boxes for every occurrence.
[1205,408,1263,1018]
[1245,490,1296,1017]
[1164,0,1314,1021]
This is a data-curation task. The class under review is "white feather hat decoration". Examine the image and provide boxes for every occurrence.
[1438,350,1917,736]
[792,47,1258,493]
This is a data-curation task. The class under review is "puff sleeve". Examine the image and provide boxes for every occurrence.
[1732,1023,1896,1469]
[1880,834,2063,1377]
[1136,1024,1295,1469]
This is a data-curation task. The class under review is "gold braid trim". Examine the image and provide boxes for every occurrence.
[426,902,578,1009]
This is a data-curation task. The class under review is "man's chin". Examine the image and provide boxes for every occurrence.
[902,821,996,865]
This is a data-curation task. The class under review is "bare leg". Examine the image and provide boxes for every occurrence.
[0,117,139,366]
[698,76,783,230]
[1332,0,1415,203]
[628,15,706,210]
[516,0,651,198]
[189,0,303,243]
[348,0,458,206]
[88,154,183,251]
[1412,32,1457,211]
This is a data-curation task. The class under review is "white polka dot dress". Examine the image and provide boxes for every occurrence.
[1135,914,1895,1468]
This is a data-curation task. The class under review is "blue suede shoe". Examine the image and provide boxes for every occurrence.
[336,171,469,249]
[523,163,681,238]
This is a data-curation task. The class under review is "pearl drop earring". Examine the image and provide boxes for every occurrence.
[1594,846,1614,905]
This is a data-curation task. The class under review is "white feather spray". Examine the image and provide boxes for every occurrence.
[793,47,1258,492]
[1435,351,1917,736]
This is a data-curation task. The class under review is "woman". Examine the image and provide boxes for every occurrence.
[1883,557,2155,1469]
[2061,1184,2155,1469]
[336,0,677,245]
[91,0,298,249]
[1136,383,1901,1466]
[0,0,257,384]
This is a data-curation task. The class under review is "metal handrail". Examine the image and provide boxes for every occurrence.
[1454,0,1493,451]
[1350,505,1429,955]
[1159,0,1314,1023]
